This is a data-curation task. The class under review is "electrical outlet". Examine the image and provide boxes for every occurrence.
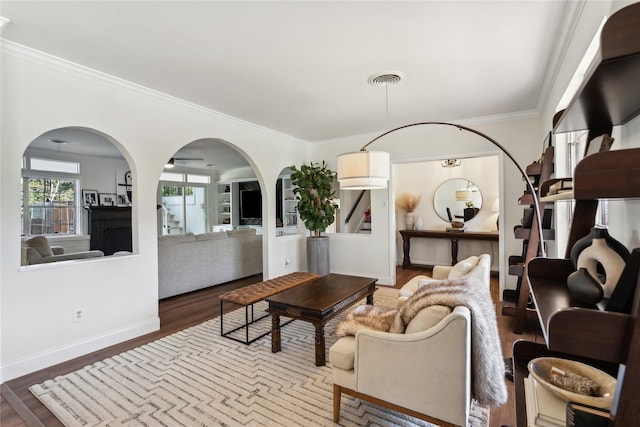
[73,308,84,323]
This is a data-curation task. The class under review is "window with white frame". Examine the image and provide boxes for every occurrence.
[21,158,81,235]
[159,172,210,235]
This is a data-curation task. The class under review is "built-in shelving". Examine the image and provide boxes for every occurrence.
[217,182,232,227]
[281,175,298,229]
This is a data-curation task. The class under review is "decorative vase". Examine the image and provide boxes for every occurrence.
[567,267,605,304]
[570,226,629,299]
[414,215,424,231]
[405,212,417,230]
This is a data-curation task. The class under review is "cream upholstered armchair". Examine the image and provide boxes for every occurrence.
[330,305,472,426]
[397,254,491,306]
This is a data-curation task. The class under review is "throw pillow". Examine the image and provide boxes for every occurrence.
[404,305,452,334]
[24,236,54,257]
[335,304,397,337]
[417,277,439,289]
[448,255,480,279]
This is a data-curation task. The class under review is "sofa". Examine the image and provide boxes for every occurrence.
[21,235,104,265]
[157,228,262,299]
[397,254,491,306]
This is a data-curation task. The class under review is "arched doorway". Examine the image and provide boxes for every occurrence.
[156,138,264,299]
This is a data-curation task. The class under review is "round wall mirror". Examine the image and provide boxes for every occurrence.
[433,178,483,222]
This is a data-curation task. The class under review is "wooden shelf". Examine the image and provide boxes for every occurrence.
[525,162,543,176]
[517,193,535,206]
[512,341,619,427]
[508,255,524,277]
[527,257,633,363]
[513,226,555,240]
[573,148,640,200]
[553,3,640,134]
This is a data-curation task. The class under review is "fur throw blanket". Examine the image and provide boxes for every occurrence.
[335,277,507,407]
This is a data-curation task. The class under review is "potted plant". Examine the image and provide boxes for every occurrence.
[290,161,336,275]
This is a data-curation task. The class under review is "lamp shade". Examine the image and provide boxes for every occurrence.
[337,151,390,190]
[455,190,472,201]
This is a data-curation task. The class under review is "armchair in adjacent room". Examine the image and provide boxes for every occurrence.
[21,235,104,265]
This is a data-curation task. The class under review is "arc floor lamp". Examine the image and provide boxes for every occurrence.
[336,121,546,257]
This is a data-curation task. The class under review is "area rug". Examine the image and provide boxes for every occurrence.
[31,298,489,426]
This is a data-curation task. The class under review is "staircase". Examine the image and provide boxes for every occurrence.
[162,203,184,235]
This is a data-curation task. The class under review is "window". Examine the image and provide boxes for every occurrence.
[160,183,207,235]
[160,172,210,184]
[21,176,79,235]
[22,158,81,235]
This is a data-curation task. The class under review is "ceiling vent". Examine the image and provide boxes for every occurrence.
[368,72,404,87]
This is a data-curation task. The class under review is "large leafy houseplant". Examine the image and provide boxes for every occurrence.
[290,161,336,237]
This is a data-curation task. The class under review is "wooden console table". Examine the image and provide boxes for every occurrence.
[399,229,498,267]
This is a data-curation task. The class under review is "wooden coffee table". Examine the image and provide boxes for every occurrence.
[266,273,377,366]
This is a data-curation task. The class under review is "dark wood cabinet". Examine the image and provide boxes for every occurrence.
[87,206,132,255]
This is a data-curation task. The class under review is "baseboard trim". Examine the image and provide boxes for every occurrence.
[0,317,159,383]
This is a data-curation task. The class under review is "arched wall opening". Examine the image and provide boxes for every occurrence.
[20,126,135,266]
[155,138,267,300]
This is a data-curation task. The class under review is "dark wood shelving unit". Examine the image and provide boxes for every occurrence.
[513,4,640,425]
[502,145,555,331]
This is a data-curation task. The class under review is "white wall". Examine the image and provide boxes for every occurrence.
[0,42,309,381]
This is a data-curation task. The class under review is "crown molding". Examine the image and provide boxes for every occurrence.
[0,39,307,145]
[535,0,587,118]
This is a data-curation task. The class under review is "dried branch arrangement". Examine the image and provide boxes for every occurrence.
[395,193,421,212]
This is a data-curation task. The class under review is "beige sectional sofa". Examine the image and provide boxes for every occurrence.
[157,228,262,299]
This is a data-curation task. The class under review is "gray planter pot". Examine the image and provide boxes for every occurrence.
[307,236,330,276]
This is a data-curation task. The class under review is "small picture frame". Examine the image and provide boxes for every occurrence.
[82,189,99,207]
[99,193,115,207]
[116,194,129,207]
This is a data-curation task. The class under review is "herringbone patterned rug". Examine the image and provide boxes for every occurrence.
[31,298,488,426]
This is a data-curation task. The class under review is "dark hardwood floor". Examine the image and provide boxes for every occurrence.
[1,269,543,427]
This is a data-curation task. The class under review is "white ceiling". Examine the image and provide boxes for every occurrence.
[1,1,571,140]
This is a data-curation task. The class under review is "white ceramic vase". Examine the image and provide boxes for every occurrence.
[414,215,424,231]
[405,212,417,230]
